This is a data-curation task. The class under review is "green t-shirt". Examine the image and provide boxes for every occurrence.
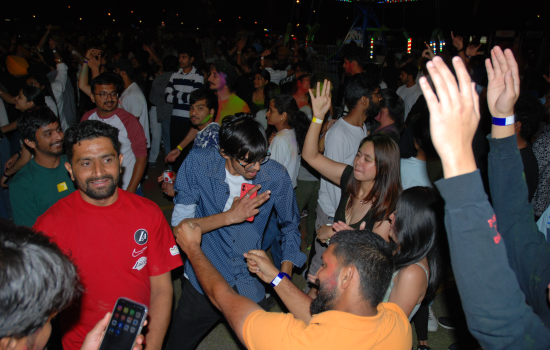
[10,155,76,227]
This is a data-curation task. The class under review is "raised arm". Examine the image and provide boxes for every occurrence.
[422,54,550,349]
[175,222,262,345]
[303,80,347,185]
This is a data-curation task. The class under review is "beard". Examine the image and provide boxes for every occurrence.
[366,100,381,121]
[36,140,64,157]
[76,173,119,201]
[310,273,340,315]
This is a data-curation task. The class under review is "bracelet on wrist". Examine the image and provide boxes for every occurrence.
[176,145,183,152]
[52,49,57,53]
[457,48,464,52]
[270,272,291,287]
[492,115,515,126]
[84,60,88,64]
[2,173,9,178]
[312,117,324,124]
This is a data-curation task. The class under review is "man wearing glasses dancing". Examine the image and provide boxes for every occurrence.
[81,73,148,194]
[166,113,306,350]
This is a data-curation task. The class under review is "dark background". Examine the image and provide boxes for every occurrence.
[1,0,548,44]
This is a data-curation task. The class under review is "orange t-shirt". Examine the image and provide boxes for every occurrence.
[216,93,250,124]
[243,302,412,350]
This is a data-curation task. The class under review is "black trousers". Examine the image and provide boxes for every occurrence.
[169,117,194,173]
[165,278,269,350]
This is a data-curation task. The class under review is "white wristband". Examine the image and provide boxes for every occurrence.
[492,115,515,126]
[52,49,57,53]
[312,117,323,124]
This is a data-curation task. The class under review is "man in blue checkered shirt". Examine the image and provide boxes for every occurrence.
[165,113,306,350]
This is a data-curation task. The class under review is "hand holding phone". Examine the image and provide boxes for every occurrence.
[240,183,258,222]
[98,298,148,350]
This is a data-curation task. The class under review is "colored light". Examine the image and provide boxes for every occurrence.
[33,15,35,18]
[255,21,257,24]
[80,18,82,20]
[131,11,133,13]
[108,13,110,16]
[140,20,142,23]
[219,19,221,22]
[407,38,411,54]
[113,19,115,22]
[176,14,179,16]
[370,38,374,58]
[68,5,70,8]
[297,23,300,26]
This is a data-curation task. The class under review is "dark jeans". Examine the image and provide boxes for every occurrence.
[165,278,270,350]
[170,117,194,174]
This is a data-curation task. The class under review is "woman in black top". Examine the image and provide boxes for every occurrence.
[302,80,401,294]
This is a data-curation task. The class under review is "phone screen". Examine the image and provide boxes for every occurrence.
[99,298,148,350]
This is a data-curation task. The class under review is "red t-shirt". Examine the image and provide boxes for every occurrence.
[34,189,182,350]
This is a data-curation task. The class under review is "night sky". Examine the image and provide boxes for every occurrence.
[2,0,548,45]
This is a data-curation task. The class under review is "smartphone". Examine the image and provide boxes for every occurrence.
[98,297,148,350]
[240,183,257,222]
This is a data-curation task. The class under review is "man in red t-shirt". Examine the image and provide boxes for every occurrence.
[34,120,182,350]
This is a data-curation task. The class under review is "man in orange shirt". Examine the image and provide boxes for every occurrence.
[175,222,412,349]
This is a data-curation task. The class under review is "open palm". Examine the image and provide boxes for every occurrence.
[309,80,332,117]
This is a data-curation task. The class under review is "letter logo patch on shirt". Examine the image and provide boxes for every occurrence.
[57,182,68,192]
[133,257,147,271]
[134,229,148,245]
[169,245,180,256]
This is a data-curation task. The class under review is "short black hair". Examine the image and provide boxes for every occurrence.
[514,93,545,141]
[219,113,268,163]
[21,86,46,107]
[330,230,396,309]
[177,45,196,58]
[162,55,179,73]
[379,89,404,131]
[399,63,419,81]
[190,88,219,118]
[18,106,59,144]
[90,72,124,96]
[0,220,81,339]
[343,46,367,69]
[64,120,121,164]
[344,73,379,111]
[412,112,438,159]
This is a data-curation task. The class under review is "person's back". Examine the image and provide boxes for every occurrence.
[120,82,150,148]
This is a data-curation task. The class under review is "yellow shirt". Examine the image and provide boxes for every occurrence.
[216,93,250,124]
[243,302,412,350]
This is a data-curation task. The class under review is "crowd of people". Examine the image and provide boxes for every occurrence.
[1,22,550,350]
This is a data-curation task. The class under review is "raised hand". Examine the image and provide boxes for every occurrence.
[85,48,102,60]
[419,56,479,179]
[486,47,520,119]
[466,44,482,57]
[236,38,246,51]
[88,55,101,70]
[244,250,279,283]
[451,31,464,51]
[142,43,151,52]
[422,43,435,59]
[308,79,332,118]
[48,38,57,50]
[261,49,271,58]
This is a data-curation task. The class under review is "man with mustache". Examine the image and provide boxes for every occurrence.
[81,73,148,194]
[34,120,182,350]
[10,106,76,226]
[173,222,411,349]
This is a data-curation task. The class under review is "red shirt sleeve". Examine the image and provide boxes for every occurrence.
[116,109,148,158]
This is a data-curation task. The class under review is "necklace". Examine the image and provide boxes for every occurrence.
[359,199,370,205]
[518,141,527,149]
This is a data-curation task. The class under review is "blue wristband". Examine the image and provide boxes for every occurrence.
[492,115,515,126]
[270,272,291,287]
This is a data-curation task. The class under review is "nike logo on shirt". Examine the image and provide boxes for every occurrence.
[132,247,147,257]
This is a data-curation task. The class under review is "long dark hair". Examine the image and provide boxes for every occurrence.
[26,68,59,117]
[392,186,443,300]
[21,86,46,107]
[345,133,401,222]
[272,94,310,154]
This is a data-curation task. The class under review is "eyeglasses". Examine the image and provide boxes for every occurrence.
[233,152,271,171]
[93,92,118,100]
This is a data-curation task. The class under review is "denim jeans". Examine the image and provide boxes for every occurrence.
[148,106,162,164]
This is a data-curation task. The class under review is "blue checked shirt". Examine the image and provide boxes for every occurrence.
[172,148,306,302]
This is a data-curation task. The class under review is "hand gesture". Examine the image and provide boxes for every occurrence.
[309,79,332,118]
[237,38,246,51]
[422,43,435,59]
[261,49,271,58]
[316,224,335,243]
[451,31,463,51]
[88,55,101,70]
[226,185,271,225]
[332,220,366,232]
[466,44,482,57]
[81,312,147,350]
[165,148,181,163]
[244,250,279,284]
[85,48,102,60]
[142,43,151,52]
[175,221,203,254]
[486,47,520,119]
[419,56,479,178]
[48,38,57,50]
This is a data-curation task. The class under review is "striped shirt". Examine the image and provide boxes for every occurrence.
[164,67,204,119]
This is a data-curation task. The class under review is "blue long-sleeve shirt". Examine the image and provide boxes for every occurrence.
[172,148,306,302]
[435,134,550,349]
